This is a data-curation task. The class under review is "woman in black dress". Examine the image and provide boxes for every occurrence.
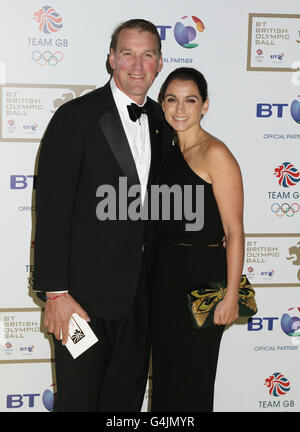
[151,68,244,412]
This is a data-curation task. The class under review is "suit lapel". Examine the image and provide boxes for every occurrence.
[147,108,164,187]
[97,85,166,189]
[98,86,140,187]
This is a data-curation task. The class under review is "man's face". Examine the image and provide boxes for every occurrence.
[109,28,163,104]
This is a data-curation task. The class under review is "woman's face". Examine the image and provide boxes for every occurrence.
[162,78,209,132]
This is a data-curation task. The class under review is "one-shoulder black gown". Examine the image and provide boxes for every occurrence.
[151,142,227,412]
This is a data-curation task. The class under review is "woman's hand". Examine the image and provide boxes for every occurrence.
[213,293,239,326]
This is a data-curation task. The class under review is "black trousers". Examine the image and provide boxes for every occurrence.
[151,323,224,412]
[52,271,150,412]
[151,245,226,412]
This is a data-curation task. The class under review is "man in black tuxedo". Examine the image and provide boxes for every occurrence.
[33,19,170,411]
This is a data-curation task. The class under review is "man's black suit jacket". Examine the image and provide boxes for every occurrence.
[33,81,171,319]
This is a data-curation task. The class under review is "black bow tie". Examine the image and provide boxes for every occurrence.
[127,101,151,122]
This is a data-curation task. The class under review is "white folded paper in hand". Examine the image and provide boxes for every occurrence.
[65,313,98,359]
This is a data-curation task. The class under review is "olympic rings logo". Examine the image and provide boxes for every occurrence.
[32,50,63,66]
[271,202,300,217]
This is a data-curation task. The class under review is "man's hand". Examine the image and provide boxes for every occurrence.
[44,293,91,345]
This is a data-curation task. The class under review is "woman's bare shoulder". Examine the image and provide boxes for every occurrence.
[200,135,241,176]
[204,135,232,156]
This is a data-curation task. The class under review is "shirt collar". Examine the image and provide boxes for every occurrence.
[110,78,147,116]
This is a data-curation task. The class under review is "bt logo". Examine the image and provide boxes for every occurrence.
[23,123,38,131]
[7,387,54,411]
[10,175,36,190]
[248,307,300,336]
[248,317,279,331]
[7,393,40,409]
[256,96,300,124]
[270,53,284,61]
[157,15,205,48]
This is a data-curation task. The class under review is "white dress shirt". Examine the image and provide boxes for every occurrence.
[110,78,151,204]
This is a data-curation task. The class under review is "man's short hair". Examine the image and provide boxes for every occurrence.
[110,18,161,54]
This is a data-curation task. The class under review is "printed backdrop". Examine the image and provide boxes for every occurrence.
[0,0,299,412]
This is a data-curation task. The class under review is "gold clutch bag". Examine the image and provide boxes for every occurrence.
[186,275,258,330]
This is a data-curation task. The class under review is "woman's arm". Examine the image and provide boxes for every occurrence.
[204,140,244,325]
